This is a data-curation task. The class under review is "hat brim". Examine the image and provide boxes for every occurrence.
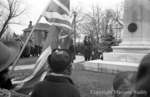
[0,41,20,72]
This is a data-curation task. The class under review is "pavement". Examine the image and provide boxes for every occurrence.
[82,60,138,74]
[10,55,85,71]
[11,55,138,90]
[74,55,85,63]
[10,55,138,73]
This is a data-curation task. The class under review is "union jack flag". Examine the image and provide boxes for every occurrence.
[12,0,72,91]
[43,0,72,30]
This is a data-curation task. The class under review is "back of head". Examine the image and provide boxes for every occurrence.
[47,49,71,73]
[113,71,136,90]
[136,53,150,81]
[135,53,150,97]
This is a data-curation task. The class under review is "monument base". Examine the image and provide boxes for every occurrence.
[82,60,138,74]
[81,0,150,73]
[81,46,150,73]
[103,46,150,63]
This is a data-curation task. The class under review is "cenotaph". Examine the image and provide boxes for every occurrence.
[83,0,150,72]
[104,0,150,63]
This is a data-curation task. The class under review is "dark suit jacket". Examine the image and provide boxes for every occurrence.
[31,74,80,97]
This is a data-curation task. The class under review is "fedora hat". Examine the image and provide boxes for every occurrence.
[0,40,20,72]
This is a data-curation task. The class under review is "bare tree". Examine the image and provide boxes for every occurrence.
[72,4,124,47]
[71,7,86,39]
[0,0,26,38]
[80,6,104,44]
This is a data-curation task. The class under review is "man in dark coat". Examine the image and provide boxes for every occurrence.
[69,44,75,62]
[83,36,92,61]
[31,49,80,97]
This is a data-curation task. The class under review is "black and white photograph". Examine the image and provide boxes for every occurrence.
[0,0,149,97]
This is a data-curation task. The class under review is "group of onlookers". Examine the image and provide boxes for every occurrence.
[21,45,42,58]
[15,38,42,58]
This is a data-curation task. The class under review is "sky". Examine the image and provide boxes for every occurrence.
[10,0,123,35]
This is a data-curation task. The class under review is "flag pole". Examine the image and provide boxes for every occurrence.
[11,15,42,71]
[73,11,77,55]
[10,0,52,72]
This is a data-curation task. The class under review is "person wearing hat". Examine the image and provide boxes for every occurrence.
[31,49,80,97]
[0,40,20,90]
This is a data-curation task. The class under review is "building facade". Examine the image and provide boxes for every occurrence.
[23,21,50,48]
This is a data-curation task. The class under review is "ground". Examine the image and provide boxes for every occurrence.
[11,57,115,97]
[16,57,38,65]
[72,63,115,97]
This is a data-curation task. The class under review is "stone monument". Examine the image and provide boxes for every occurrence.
[104,0,150,63]
[83,0,150,72]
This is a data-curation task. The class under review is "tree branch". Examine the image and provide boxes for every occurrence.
[0,0,26,38]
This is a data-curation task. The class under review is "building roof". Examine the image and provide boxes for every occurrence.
[23,23,51,32]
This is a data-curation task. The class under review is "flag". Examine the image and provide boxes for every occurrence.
[42,26,60,50]
[12,46,52,89]
[59,35,73,49]
[43,0,73,49]
[12,0,73,91]
[43,0,72,30]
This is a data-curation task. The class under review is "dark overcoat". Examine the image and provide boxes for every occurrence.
[31,74,80,97]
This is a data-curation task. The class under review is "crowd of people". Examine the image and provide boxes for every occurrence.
[0,39,150,97]
[15,38,42,58]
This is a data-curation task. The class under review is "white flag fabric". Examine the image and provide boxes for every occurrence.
[12,46,52,88]
[43,0,72,30]
[42,0,73,49]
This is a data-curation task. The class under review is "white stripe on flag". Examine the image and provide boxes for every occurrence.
[43,0,72,30]
[40,71,48,81]
[47,22,72,29]
[58,34,68,39]
[53,0,70,15]
[44,12,72,23]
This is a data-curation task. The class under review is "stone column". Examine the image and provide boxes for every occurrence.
[121,0,150,46]
[104,0,150,63]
